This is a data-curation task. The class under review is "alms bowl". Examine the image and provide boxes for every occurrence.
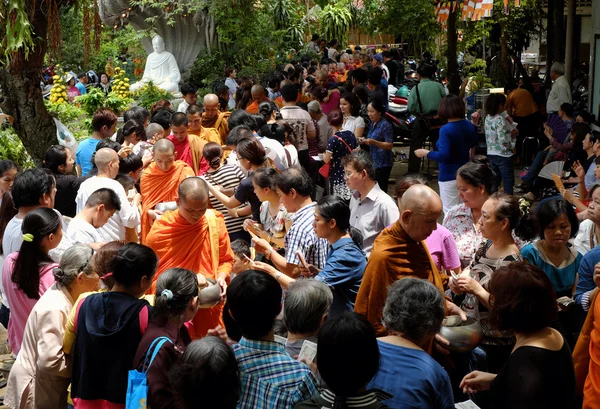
[198,278,221,308]
[439,316,483,353]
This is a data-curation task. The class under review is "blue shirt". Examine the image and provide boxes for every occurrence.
[76,138,101,176]
[285,203,329,269]
[585,162,597,190]
[315,237,366,316]
[233,337,317,409]
[368,341,454,409]
[368,119,394,169]
[427,120,478,182]
[574,245,600,310]
[75,82,87,95]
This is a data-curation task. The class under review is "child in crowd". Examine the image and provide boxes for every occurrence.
[231,239,254,279]
[66,188,121,247]
[66,243,158,409]
[43,145,85,217]
[2,207,62,355]
[133,268,200,409]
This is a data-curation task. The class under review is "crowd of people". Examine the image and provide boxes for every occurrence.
[0,39,600,409]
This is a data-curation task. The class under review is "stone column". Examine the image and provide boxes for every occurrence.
[565,0,576,84]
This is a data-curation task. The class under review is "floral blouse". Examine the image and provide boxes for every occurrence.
[259,201,292,240]
[484,113,515,157]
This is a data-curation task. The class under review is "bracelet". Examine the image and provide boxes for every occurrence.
[275,272,282,282]
[265,248,273,260]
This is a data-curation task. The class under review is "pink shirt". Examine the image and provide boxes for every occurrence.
[2,252,57,355]
[426,224,461,273]
[320,91,341,115]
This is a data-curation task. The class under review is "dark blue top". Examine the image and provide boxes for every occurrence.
[575,245,600,306]
[368,119,394,169]
[315,237,366,316]
[368,341,455,409]
[427,120,478,182]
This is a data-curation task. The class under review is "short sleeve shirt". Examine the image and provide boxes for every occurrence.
[284,203,328,269]
[234,176,261,221]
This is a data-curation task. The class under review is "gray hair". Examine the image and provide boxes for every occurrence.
[551,62,565,76]
[284,280,333,334]
[307,100,322,114]
[145,123,164,139]
[382,278,445,343]
[53,245,95,287]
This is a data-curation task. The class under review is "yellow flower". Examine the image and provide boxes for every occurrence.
[57,98,65,104]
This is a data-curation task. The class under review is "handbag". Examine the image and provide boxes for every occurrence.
[126,336,173,409]
[319,135,354,178]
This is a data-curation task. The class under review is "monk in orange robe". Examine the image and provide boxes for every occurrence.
[140,139,194,243]
[202,94,230,144]
[245,85,270,114]
[146,177,234,339]
[168,112,208,175]
[355,185,454,337]
[186,104,221,145]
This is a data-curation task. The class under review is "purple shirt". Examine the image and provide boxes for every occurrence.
[426,224,461,272]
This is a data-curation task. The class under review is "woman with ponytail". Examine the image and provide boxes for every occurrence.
[201,142,250,242]
[133,268,199,409]
[253,195,366,316]
[115,119,146,147]
[6,245,98,409]
[205,137,276,221]
[2,207,62,355]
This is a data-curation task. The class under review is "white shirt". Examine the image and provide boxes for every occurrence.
[342,116,365,136]
[573,219,597,256]
[280,106,316,151]
[66,217,104,245]
[257,136,288,170]
[76,176,140,241]
[177,99,190,114]
[349,183,400,257]
[225,78,238,110]
[284,145,299,167]
[546,75,572,113]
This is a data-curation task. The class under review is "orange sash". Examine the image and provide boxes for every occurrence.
[140,161,194,243]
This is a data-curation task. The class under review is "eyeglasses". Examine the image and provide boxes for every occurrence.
[344,170,359,178]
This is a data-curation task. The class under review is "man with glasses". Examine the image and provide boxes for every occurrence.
[343,151,399,257]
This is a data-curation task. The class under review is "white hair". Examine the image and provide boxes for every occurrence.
[551,62,565,76]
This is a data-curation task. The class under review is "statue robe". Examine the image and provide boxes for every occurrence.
[139,160,194,244]
[354,220,447,336]
[146,209,234,339]
[202,111,231,144]
[141,51,181,86]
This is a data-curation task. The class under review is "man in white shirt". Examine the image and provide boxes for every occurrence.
[344,151,399,257]
[546,62,572,115]
[76,148,140,242]
[279,84,316,171]
[177,83,198,114]
[68,188,121,247]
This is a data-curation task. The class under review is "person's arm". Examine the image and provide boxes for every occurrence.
[206,180,243,209]
[323,135,336,163]
[251,237,302,277]
[306,117,317,139]
[63,294,89,354]
[426,128,451,163]
[36,309,72,377]
[354,116,365,139]
[549,137,573,152]
[215,214,235,294]
[323,151,333,163]
[228,204,251,218]
[364,122,393,150]
[252,261,295,288]
[574,255,598,310]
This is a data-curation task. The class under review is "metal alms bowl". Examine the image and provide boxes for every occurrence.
[439,316,483,353]
[155,201,178,213]
[198,278,221,308]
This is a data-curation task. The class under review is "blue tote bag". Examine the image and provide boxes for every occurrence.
[126,336,173,409]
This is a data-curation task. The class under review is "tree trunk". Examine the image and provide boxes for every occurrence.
[0,3,56,164]
[545,0,556,89]
[446,6,458,77]
[500,21,511,83]
[553,0,565,63]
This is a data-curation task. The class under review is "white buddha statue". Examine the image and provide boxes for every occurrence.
[130,35,181,95]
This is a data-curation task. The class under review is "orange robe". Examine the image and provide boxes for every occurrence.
[139,160,194,244]
[354,220,447,336]
[246,97,270,114]
[188,126,221,145]
[146,209,234,339]
[275,92,312,108]
[202,111,231,145]
[573,288,600,407]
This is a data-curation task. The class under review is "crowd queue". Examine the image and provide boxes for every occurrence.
[1,39,600,409]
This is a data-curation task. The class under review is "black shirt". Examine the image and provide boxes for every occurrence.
[54,172,86,217]
[234,175,261,221]
[491,341,575,409]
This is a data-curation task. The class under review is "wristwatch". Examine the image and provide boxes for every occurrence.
[265,248,274,260]
[275,272,282,282]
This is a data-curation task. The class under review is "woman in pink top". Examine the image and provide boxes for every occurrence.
[2,208,62,354]
[393,177,462,276]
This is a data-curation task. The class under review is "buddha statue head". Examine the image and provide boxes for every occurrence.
[152,35,166,54]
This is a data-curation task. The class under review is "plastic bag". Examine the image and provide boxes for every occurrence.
[54,118,78,155]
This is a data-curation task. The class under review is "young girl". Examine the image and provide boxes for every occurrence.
[5,245,98,409]
[2,207,62,355]
[484,93,517,194]
[116,119,146,148]
[67,243,158,409]
[133,268,200,409]
[43,145,86,217]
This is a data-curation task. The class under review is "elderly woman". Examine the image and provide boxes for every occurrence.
[5,245,99,409]
[368,278,454,409]
[460,262,575,409]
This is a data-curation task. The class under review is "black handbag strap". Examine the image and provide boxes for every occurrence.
[415,83,425,114]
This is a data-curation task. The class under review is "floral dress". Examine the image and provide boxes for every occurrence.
[259,201,292,249]
[327,130,358,200]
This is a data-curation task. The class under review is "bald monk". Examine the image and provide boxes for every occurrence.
[245,85,270,114]
[140,139,195,243]
[186,104,221,144]
[355,185,463,337]
[168,112,209,175]
[146,177,234,339]
[202,94,230,144]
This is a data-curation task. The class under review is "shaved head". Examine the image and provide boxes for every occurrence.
[153,138,175,154]
[251,85,266,100]
[178,177,209,203]
[279,79,293,89]
[399,185,443,242]
[94,148,119,171]
[204,94,219,105]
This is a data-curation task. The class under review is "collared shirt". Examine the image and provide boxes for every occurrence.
[546,75,572,113]
[484,114,516,157]
[349,184,399,257]
[315,237,366,316]
[407,79,446,115]
[177,99,190,113]
[367,119,394,169]
[233,337,317,409]
[574,244,600,311]
[285,202,328,269]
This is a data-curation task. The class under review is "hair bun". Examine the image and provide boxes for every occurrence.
[53,267,65,281]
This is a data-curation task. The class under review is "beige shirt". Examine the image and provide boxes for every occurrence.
[5,283,74,409]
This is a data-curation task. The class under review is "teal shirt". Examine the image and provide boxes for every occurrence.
[408,79,446,115]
